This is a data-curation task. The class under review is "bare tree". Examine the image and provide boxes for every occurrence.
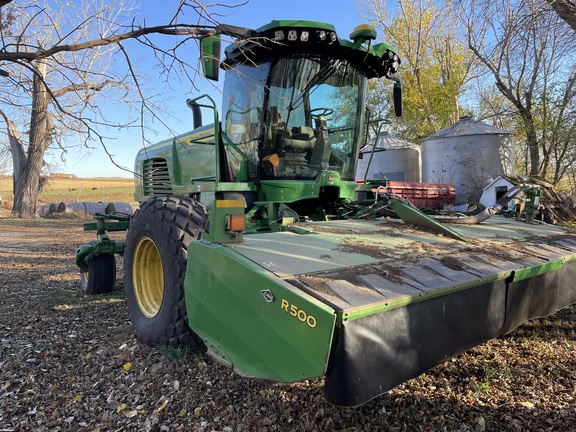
[539,74,576,183]
[463,0,576,180]
[0,0,243,217]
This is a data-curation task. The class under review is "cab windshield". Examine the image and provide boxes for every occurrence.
[222,56,366,181]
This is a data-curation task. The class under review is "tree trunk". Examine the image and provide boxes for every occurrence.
[527,139,540,176]
[11,133,25,198]
[523,116,540,176]
[0,110,26,197]
[12,151,45,217]
[12,61,51,218]
[545,0,576,32]
[453,95,460,124]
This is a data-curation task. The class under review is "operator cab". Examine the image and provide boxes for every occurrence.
[216,21,401,185]
[222,57,365,182]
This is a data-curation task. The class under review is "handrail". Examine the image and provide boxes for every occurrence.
[363,118,392,184]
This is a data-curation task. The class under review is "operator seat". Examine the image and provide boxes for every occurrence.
[309,115,331,167]
[263,106,318,177]
[282,125,316,151]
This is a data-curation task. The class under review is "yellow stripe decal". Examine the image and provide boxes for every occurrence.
[215,200,245,208]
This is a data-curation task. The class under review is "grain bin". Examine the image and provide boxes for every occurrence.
[356,129,421,182]
[421,116,514,204]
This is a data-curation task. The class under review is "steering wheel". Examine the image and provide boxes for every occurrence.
[310,107,334,119]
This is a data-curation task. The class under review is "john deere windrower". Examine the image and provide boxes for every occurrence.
[76,20,576,406]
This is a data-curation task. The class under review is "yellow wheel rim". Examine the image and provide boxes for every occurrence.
[132,236,164,318]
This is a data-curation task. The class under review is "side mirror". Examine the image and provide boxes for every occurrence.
[201,35,221,81]
[393,82,403,117]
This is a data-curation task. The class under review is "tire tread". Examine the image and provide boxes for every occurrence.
[124,196,207,347]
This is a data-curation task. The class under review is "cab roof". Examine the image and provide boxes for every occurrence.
[222,20,400,80]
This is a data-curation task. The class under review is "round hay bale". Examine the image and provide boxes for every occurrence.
[37,204,51,218]
[83,201,107,216]
[105,202,134,216]
[48,203,58,214]
[57,201,87,215]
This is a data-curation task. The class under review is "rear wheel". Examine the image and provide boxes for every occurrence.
[80,252,116,294]
[124,196,206,347]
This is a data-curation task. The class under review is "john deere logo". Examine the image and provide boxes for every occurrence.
[261,290,275,303]
[327,173,335,183]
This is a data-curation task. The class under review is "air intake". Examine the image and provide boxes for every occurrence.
[142,158,173,196]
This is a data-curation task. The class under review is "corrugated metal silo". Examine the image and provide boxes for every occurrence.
[421,116,514,204]
[356,129,421,182]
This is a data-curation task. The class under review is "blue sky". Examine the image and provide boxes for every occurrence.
[61,0,370,178]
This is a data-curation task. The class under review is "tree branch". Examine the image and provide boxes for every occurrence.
[0,24,219,62]
[544,0,576,32]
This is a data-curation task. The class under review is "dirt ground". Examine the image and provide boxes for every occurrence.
[0,216,574,432]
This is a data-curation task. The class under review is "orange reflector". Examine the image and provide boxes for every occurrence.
[263,153,280,167]
[227,214,246,232]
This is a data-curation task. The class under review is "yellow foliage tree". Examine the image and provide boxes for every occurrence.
[360,0,477,141]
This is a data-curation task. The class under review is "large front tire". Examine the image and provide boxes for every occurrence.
[124,196,206,347]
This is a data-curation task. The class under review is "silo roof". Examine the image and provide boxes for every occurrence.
[424,116,512,140]
[360,131,419,153]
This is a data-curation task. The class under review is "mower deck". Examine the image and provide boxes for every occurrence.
[186,216,576,406]
[229,216,576,313]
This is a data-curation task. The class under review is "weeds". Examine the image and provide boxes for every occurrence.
[158,345,200,363]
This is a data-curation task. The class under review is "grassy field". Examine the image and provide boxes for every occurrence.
[0,175,135,206]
